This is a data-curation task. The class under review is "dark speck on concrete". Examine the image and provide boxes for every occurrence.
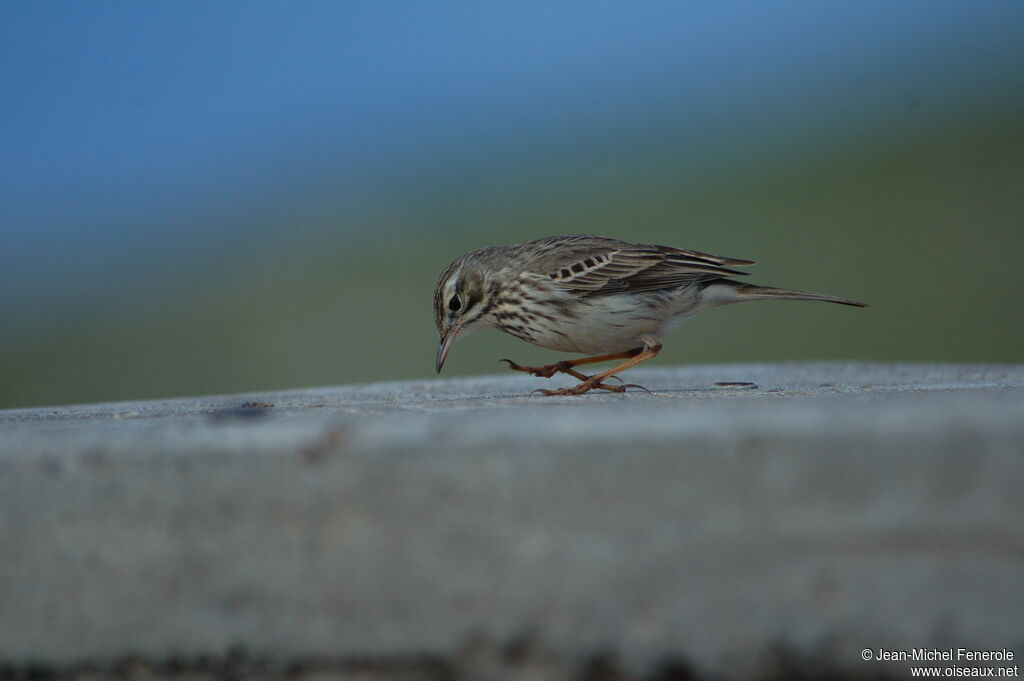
[208,407,270,422]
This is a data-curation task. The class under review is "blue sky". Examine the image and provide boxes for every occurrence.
[2,1,1023,311]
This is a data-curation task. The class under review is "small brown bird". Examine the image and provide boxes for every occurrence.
[433,235,866,395]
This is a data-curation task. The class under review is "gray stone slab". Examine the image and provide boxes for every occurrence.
[1,363,1022,680]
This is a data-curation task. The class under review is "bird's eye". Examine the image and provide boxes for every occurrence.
[448,295,462,312]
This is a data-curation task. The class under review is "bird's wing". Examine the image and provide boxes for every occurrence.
[533,239,754,295]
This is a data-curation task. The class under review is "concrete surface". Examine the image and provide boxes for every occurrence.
[1,362,1022,680]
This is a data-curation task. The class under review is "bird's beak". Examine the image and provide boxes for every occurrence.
[435,325,461,373]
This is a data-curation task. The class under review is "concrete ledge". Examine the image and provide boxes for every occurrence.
[1,363,1022,680]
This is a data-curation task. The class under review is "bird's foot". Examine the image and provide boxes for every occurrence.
[531,378,648,396]
[500,358,577,379]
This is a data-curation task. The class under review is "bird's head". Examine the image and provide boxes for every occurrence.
[433,254,496,373]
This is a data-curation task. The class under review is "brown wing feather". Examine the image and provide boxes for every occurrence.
[536,239,753,295]
[656,244,755,267]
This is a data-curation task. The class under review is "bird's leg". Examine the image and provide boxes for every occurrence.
[508,362,624,389]
[500,349,642,379]
[534,343,662,396]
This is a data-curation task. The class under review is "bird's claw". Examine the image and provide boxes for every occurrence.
[501,358,534,374]
[532,380,649,396]
[532,387,575,396]
[504,358,643,390]
[501,358,557,378]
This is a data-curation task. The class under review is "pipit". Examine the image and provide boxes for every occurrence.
[433,235,866,395]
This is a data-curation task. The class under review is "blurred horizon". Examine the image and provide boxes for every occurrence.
[2,2,1023,408]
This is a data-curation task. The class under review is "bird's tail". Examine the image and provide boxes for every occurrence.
[703,280,868,308]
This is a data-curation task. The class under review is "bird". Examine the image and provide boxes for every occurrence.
[433,235,867,396]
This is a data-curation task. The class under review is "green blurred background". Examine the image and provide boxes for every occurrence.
[2,3,1022,408]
